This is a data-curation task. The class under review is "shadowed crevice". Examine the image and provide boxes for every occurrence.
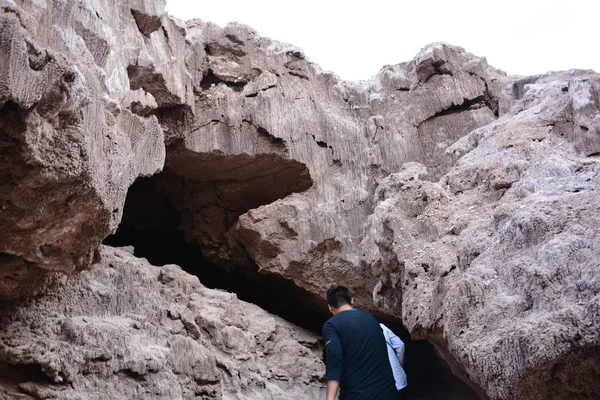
[127,65,181,107]
[200,69,247,92]
[104,228,329,333]
[418,96,489,127]
[130,9,162,37]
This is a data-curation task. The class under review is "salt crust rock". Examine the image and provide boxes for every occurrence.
[0,246,325,399]
[1,0,599,398]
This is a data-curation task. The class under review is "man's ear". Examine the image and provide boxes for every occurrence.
[328,305,334,314]
[351,298,355,307]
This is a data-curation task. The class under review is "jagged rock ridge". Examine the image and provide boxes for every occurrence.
[0,0,599,399]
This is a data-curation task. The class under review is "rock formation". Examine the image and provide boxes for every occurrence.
[0,0,599,399]
[0,246,325,399]
[362,70,600,399]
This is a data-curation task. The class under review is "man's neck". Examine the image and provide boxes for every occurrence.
[333,304,354,314]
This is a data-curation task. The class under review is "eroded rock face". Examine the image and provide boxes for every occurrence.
[0,0,172,298]
[0,246,325,399]
[1,0,599,399]
[361,70,600,399]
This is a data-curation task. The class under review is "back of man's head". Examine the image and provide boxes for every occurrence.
[327,285,353,308]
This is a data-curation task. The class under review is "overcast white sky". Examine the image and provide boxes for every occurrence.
[166,0,599,81]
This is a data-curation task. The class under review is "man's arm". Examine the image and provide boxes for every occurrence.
[322,321,343,400]
[326,381,340,400]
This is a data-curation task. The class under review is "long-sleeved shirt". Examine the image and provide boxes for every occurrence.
[322,309,398,400]
[380,323,408,390]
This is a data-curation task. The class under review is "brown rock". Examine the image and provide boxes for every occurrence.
[0,246,325,399]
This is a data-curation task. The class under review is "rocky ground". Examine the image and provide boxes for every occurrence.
[0,246,325,399]
[0,0,599,398]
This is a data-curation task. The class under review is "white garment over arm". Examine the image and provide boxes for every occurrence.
[380,323,407,390]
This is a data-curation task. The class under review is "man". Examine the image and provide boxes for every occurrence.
[380,323,408,399]
[322,285,399,400]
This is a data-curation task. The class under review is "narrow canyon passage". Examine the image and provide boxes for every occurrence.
[105,174,481,399]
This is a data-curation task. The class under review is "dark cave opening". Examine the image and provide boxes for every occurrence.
[103,171,329,333]
[378,318,481,400]
[105,227,329,333]
[104,174,481,400]
[0,362,49,395]
[405,342,481,399]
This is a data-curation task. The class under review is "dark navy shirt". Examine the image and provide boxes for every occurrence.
[322,309,398,400]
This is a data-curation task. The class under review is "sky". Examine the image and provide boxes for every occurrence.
[166,0,599,81]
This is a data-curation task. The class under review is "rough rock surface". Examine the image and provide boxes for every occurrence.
[0,246,325,399]
[0,0,173,297]
[361,70,600,399]
[1,0,599,399]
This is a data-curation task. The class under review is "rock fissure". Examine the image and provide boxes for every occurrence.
[200,69,248,91]
[242,118,287,150]
[127,64,182,107]
[418,59,453,84]
[310,133,329,148]
[418,96,489,127]
[245,84,277,98]
[130,9,162,37]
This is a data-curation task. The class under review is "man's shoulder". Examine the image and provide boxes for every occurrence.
[335,309,379,326]
[323,312,346,327]
[352,310,385,334]
[325,309,379,327]
[353,309,378,322]
[322,316,338,333]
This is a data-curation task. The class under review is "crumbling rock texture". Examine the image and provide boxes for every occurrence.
[0,246,325,399]
[1,0,599,399]
[0,0,171,298]
[361,71,600,399]
[374,71,600,400]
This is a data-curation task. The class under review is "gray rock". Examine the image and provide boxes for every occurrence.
[362,69,600,399]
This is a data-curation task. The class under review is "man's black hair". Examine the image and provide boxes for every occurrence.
[327,285,353,308]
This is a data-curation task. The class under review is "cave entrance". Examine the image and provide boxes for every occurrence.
[103,170,327,333]
[105,226,329,333]
[380,318,482,400]
[105,167,480,399]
